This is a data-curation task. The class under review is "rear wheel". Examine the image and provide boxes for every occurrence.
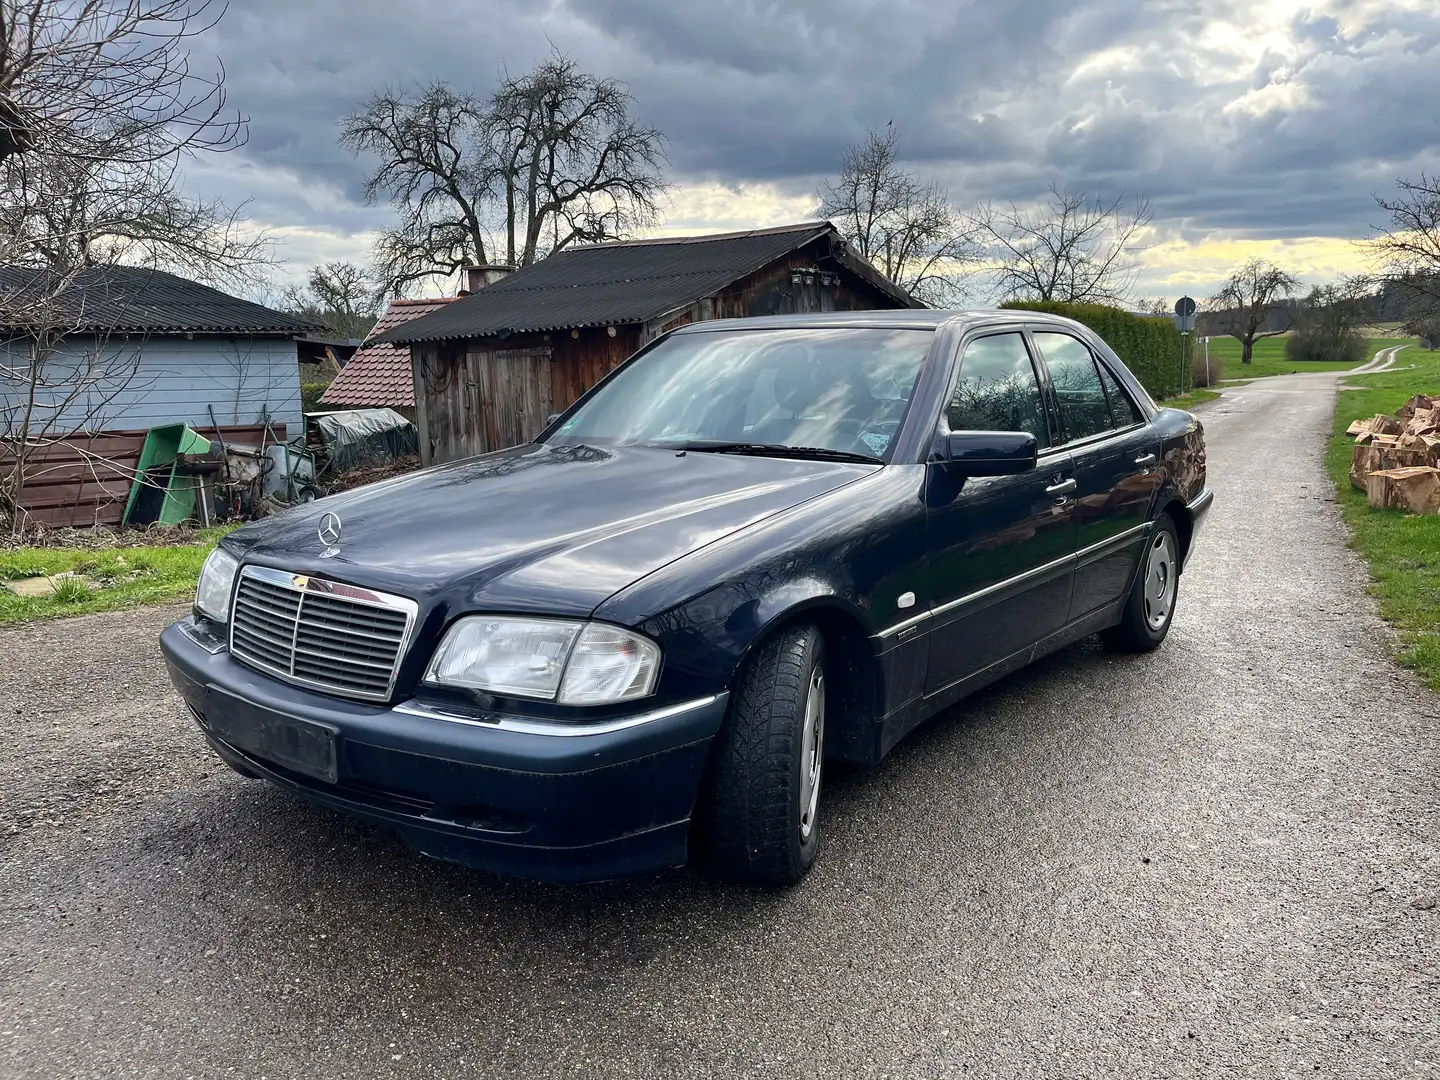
[1102,514,1180,653]
[697,623,826,886]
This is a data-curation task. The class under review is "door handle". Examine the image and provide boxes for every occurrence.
[1045,478,1077,496]
[1134,453,1157,467]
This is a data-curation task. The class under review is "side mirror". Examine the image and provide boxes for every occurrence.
[935,430,1038,476]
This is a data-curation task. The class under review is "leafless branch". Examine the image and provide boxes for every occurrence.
[1207,258,1300,365]
[818,124,976,307]
[971,184,1153,305]
[342,52,669,296]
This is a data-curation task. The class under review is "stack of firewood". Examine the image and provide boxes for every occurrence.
[1346,394,1440,514]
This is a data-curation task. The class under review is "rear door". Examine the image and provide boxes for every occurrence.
[1029,330,1161,620]
[923,331,1077,695]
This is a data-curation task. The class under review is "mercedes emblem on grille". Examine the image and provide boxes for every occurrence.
[317,512,343,558]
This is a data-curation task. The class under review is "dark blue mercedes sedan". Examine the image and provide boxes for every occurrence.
[161,310,1211,885]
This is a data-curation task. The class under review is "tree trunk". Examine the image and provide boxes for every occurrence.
[1241,336,1254,365]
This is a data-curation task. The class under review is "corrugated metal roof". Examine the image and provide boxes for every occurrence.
[0,264,322,335]
[379,222,917,345]
[319,298,454,408]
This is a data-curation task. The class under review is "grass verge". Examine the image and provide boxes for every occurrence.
[1325,349,1440,692]
[1159,388,1222,409]
[1209,335,1418,378]
[0,527,230,625]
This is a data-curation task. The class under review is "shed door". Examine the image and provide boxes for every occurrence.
[472,345,554,453]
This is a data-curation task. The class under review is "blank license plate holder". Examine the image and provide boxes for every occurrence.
[203,687,339,784]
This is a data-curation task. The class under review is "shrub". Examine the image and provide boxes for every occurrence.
[1000,299,1183,400]
[1191,346,1224,387]
[301,381,332,413]
[1285,328,1367,364]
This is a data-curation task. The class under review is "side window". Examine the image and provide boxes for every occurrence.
[1097,362,1143,426]
[1032,332,1113,442]
[945,333,1048,447]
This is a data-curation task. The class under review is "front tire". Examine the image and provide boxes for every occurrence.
[1102,514,1180,653]
[697,624,826,886]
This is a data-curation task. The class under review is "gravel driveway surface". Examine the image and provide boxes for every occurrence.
[2,372,1437,1079]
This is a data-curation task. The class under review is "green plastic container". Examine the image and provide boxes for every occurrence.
[123,424,212,526]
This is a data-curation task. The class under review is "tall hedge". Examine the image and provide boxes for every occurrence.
[1001,300,1183,401]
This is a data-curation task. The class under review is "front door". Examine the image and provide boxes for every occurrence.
[1029,331,1162,619]
[924,332,1077,696]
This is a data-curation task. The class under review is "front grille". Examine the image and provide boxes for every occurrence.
[229,566,418,702]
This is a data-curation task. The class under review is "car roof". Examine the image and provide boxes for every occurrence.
[669,309,1092,335]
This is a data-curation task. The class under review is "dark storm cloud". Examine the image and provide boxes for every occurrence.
[190,0,1440,261]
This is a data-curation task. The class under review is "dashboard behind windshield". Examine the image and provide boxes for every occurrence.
[546,327,935,460]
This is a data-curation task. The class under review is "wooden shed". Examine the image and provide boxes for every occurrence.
[377,222,920,466]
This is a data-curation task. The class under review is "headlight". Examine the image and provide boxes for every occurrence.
[423,617,661,705]
[195,547,239,623]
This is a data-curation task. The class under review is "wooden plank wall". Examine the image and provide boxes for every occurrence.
[2,423,284,528]
[410,235,905,466]
[416,328,641,465]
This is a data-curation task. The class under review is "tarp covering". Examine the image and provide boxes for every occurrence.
[313,408,418,473]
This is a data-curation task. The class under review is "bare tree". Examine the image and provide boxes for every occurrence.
[972,185,1153,304]
[1209,258,1300,365]
[0,0,241,168]
[343,52,668,296]
[1367,174,1440,336]
[1286,276,1374,364]
[280,261,380,339]
[0,0,262,525]
[1370,175,1440,298]
[818,124,976,306]
[0,0,268,288]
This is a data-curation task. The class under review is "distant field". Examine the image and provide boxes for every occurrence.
[1204,335,1420,379]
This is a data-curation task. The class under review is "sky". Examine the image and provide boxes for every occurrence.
[187,0,1440,303]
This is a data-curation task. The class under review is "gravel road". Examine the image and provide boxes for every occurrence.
[3,373,1438,1079]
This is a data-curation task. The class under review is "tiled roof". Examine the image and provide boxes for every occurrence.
[318,298,454,408]
[0,264,321,334]
[377,222,919,345]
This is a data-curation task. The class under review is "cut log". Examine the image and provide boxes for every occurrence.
[1381,447,1436,471]
[1423,434,1440,453]
[1371,414,1403,436]
[1355,430,1374,445]
[1370,433,1401,448]
[1366,467,1440,515]
[1404,408,1440,437]
[1402,394,1434,413]
[1350,444,1381,489]
[1346,418,1373,436]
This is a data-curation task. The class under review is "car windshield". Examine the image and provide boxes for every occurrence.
[545,327,934,460]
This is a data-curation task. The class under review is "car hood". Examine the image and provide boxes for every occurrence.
[226,442,874,618]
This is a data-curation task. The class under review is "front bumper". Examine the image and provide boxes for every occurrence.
[160,617,728,882]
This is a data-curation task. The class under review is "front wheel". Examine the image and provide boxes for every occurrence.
[696,623,826,886]
[1102,515,1180,653]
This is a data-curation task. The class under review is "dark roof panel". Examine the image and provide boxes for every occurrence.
[0,264,321,335]
[380,222,917,345]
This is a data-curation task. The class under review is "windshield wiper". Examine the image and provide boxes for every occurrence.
[668,440,882,464]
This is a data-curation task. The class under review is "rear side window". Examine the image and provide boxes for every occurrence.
[1032,332,1112,442]
[946,333,1049,447]
[1097,362,1143,426]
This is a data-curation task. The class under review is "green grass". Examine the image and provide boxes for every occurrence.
[1325,348,1440,692]
[0,528,230,625]
[1207,335,1417,378]
[1158,388,1222,409]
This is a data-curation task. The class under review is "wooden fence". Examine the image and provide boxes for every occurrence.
[1,424,284,529]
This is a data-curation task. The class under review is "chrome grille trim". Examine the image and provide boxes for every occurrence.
[228,565,419,702]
